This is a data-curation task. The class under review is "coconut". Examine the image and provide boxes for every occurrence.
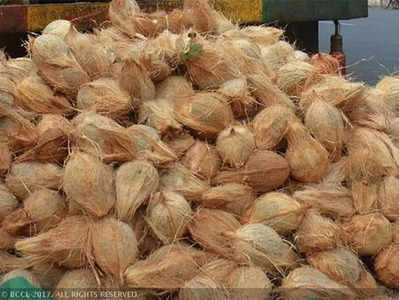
[15,216,92,268]
[65,26,113,79]
[63,152,115,218]
[310,53,340,75]
[295,209,342,253]
[211,9,236,34]
[138,98,182,136]
[181,140,221,180]
[288,50,310,62]
[300,76,365,113]
[252,105,298,150]
[183,0,216,33]
[241,26,283,47]
[72,112,136,163]
[92,217,138,285]
[285,122,329,182]
[165,132,195,158]
[30,34,90,98]
[227,266,273,300]
[31,263,66,291]
[376,76,399,114]
[55,269,98,300]
[0,141,10,174]
[2,189,66,235]
[5,162,63,200]
[0,253,28,273]
[42,19,72,39]
[216,125,255,168]
[115,160,159,221]
[156,76,194,101]
[293,184,355,220]
[161,163,210,201]
[0,76,16,109]
[174,92,234,138]
[388,117,399,147]
[230,223,298,274]
[0,228,16,250]
[305,99,345,161]
[322,156,348,184]
[342,213,392,256]
[244,192,305,235]
[201,183,256,218]
[260,41,295,70]
[108,0,140,38]
[307,247,362,285]
[126,125,177,166]
[351,180,380,215]
[188,208,241,258]
[378,176,399,221]
[247,73,296,110]
[217,78,257,118]
[214,150,290,193]
[375,244,399,288]
[146,191,192,244]
[77,78,132,119]
[281,266,356,300]
[0,183,18,222]
[352,268,380,297]
[1,270,41,287]
[5,57,36,82]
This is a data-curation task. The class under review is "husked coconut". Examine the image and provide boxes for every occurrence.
[310,53,340,75]
[378,176,399,221]
[165,132,195,158]
[156,76,194,101]
[376,76,399,114]
[0,228,16,250]
[0,141,11,174]
[183,0,216,33]
[0,184,18,222]
[42,20,72,39]
[260,41,294,70]
[393,220,399,243]
[6,57,36,82]
[322,156,348,184]
[375,244,399,288]
[55,269,98,300]
[351,181,379,215]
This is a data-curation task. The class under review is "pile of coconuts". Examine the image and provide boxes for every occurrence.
[1,0,399,299]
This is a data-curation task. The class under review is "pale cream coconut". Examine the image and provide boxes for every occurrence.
[156,76,194,101]
[378,176,399,221]
[388,117,399,147]
[42,20,72,39]
[115,160,159,221]
[351,180,379,215]
[241,26,283,47]
[0,183,18,223]
[63,152,115,218]
[108,0,140,38]
[201,183,256,218]
[244,192,305,235]
[31,263,66,291]
[55,269,98,300]
[260,41,295,70]
[5,162,63,200]
[146,191,192,244]
[0,252,28,273]
[6,57,36,82]
[0,74,16,109]
[342,213,392,256]
[376,76,399,114]
[375,244,399,288]
[216,125,255,168]
[252,105,298,150]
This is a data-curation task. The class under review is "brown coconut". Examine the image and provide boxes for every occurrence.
[295,209,342,253]
[351,181,379,215]
[375,244,399,288]
[0,183,18,222]
[285,122,329,182]
[281,266,356,300]
[310,53,340,75]
[2,189,66,235]
[30,34,90,98]
[5,162,63,200]
[393,221,399,243]
[15,216,93,269]
[165,132,195,158]
[244,192,305,235]
[216,125,255,168]
[160,163,209,202]
[0,228,16,250]
[63,152,115,218]
[146,191,192,244]
[378,176,399,221]
[115,160,159,221]
[182,140,221,179]
[72,112,136,163]
[77,78,132,119]
[376,76,399,114]
[108,0,140,38]
[217,78,257,118]
[388,117,399,147]
[260,41,295,70]
[0,253,28,273]
[230,223,298,274]
[342,213,392,256]
[31,263,66,291]
[252,105,298,150]
[15,73,73,115]
[183,0,216,33]
[188,208,241,259]
[201,183,256,218]
[126,125,177,166]
[174,92,234,138]
[305,99,345,161]
[214,150,290,193]
[92,217,138,285]
[293,183,355,220]
[0,142,11,174]
[322,156,348,184]
[156,76,194,101]
[55,269,98,300]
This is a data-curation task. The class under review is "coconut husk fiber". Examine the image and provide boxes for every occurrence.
[214,150,290,193]
[260,41,295,71]
[375,244,399,288]
[241,26,283,47]
[0,253,28,273]
[174,91,234,138]
[2,188,66,236]
[15,216,93,269]
[351,181,379,215]
[5,161,63,200]
[77,78,133,119]
[72,112,136,163]
[115,160,159,221]
[107,0,140,38]
[183,0,216,33]
[0,141,11,175]
[179,276,228,300]
[6,57,36,82]
[295,209,342,253]
[156,76,194,101]
[188,208,240,259]
[342,213,392,256]
[63,151,115,218]
[55,269,99,300]
[378,176,399,221]
[182,140,221,180]
[216,125,255,168]
[201,183,256,218]
[310,53,340,75]
[0,76,16,109]
[164,132,195,158]
[322,156,348,184]
[92,217,138,285]
[0,183,18,223]
[146,191,192,244]
[388,117,399,147]
[0,228,16,250]
[244,192,305,235]
[376,76,399,114]
[281,266,357,300]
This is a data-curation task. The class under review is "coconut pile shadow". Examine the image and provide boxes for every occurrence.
[1,0,399,298]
